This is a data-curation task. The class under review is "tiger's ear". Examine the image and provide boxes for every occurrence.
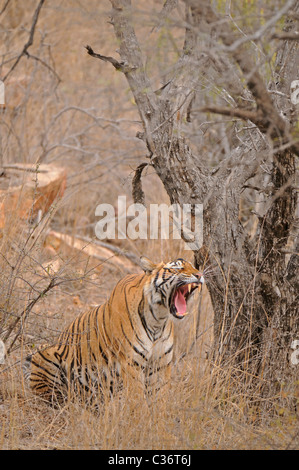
[140,256,159,274]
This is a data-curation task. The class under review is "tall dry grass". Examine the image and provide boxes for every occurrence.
[0,0,298,450]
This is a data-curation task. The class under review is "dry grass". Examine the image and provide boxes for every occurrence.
[1,331,298,450]
[0,0,298,450]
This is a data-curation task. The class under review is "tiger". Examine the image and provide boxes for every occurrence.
[23,256,204,406]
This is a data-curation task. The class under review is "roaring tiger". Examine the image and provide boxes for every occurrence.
[23,256,204,405]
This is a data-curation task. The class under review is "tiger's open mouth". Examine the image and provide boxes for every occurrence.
[170,282,201,319]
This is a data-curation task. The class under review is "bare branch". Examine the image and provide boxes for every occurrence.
[0,0,11,16]
[4,278,58,352]
[85,45,135,73]
[199,105,260,124]
[132,162,148,205]
[151,0,178,33]
[200,107,299,158]
[24,51,61,83]
[195,1,294,145]
[272,31,299,40]
[2,0,46,82]
[223,0,296,52]
[109,0,158,106]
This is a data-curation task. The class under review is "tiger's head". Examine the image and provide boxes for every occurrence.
[140,256,204,320]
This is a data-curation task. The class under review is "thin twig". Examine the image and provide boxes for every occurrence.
[199,105,260,124]
[3,0,46,82]
[223,0,296,52]
[24,51,61,83]
[85,45,137,74]
[174,323,214,365]
[0,0,10,16]
[271,31,299,40]
[5,278,58,353]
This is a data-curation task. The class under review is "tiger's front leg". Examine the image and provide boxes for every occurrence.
[144,361,172,396]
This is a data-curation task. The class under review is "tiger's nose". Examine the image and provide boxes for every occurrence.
[194,272,204,284]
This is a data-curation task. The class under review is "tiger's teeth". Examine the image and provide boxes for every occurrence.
[188,284,191,292]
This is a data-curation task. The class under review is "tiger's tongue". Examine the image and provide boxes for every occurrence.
[174,288,187,315]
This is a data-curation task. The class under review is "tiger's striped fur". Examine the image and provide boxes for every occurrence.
[23,256,203,405]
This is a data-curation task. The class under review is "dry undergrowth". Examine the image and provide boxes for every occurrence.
[1,344,298,449]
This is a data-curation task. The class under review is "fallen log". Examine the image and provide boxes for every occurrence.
[44,230,140,273]
[0,163,66,228]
